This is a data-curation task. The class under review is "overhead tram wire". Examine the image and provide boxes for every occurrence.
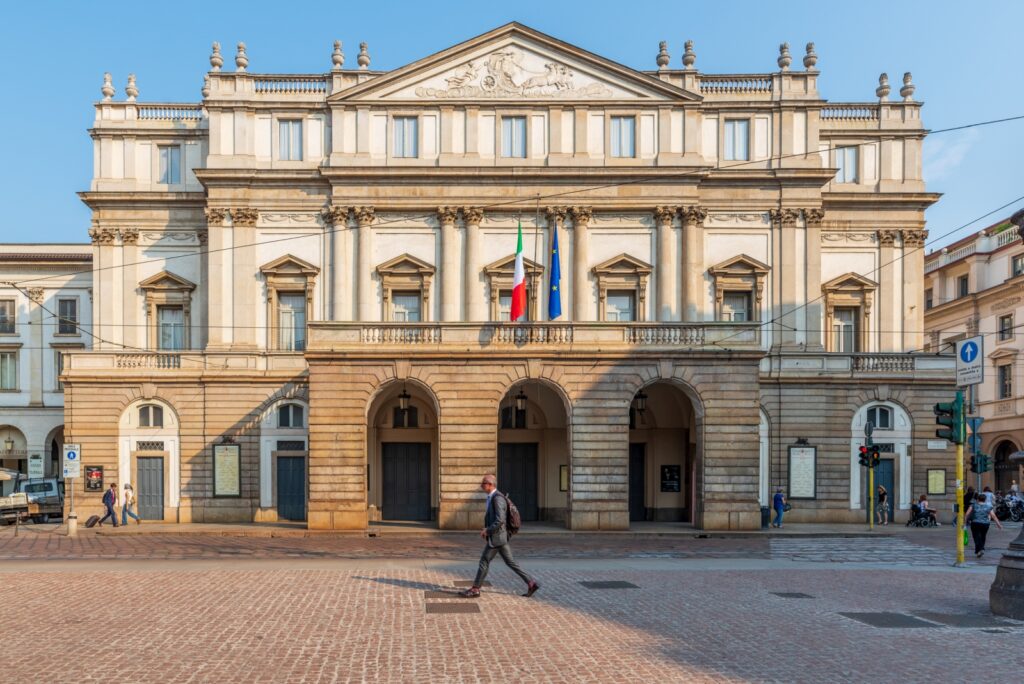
[11,111,1024,289]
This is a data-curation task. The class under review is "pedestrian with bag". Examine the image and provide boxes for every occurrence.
[460,473,539,599]
[121,483,141,525]
[964,491,1003,558]
[98,482,119,527]
[771,488,786,528]
[876,485,890,525]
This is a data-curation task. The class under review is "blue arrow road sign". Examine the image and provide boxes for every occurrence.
[956,336,984,386]
[960,341,978,363]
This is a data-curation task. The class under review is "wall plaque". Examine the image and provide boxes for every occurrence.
[213,444,241,497]
[85,466,104,492]
[927,469,947,495]
[559,465,569,492]
[660,465,681,492]
[788,446,817,499]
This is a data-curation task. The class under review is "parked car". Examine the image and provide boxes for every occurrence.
[14,478,64,523]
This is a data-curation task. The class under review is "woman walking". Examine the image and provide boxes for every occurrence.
[964,491,1003,558]
[121,483,141,525]
[876,485,889,525]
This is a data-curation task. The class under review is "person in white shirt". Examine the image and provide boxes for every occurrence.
[983,487,995,506]
[121,483,141,525]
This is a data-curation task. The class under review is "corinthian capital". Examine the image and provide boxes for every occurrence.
[877,229,899,247]
[27,288,45,304]
[437,206,459,225]
[803,208,825,226]
[654,206,678,226]
[121,228,140,245]
[462,207,484,226]
[545,206,566,228]
[355,206,375,226]
[768,208,800,227]
[682,205,708,226]
[569,206,593,227]
[902,229,928,248]
[196,229,209,246]
[232,208,259,228]
[320,205,349,226]
[205,207,229,226]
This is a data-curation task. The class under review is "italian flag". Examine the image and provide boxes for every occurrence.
[510,221,527,322]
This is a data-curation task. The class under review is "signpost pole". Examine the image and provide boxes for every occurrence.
[62,444,80,537]
[956,439,965,566]
[869,466,875,531]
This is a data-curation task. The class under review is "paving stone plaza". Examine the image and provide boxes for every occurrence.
[2,525,1022,682]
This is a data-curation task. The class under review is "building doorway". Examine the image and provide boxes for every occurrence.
[994,440,1018,493]
[866,457,895,524]
[498,443,539,521]
[381,442,431,521]
[136,456,164,520]
[629,443,646,522]
[629,382,696,524]
[276,456,306,521]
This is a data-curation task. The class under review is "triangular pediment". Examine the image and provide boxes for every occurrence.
[988,346,1019,360]
[593,253,653,275]
[259,254,320,277]
[823,272,878,291]
[331,23,699,103]
[139,270,195,291]
[376,253,435,275]
[483,254,544,274]
[709,254,770,275]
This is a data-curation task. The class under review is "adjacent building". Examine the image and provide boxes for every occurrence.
[924,217,1024,492]
[60,23,953,529]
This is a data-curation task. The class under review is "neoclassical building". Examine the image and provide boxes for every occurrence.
[62,23,954,529]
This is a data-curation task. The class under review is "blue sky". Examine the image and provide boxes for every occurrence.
[1,0,1020,248]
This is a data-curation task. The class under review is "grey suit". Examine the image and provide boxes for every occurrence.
[473,491,533,588]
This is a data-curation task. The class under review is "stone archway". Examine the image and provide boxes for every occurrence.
[994,440,1019,493]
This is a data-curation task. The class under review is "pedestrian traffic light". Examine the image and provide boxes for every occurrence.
[871,448,881,468]
[933,392,965,444]
[858,445,869,467]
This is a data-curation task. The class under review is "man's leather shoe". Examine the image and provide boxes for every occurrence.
[460,587,481,598]
[522,581,540,597]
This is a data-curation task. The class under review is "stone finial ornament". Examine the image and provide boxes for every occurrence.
[125,74,138,101]
[101,72,115,101]
[682,40,696,70]
[803,42,817,70]
[876,73,891,101]
[900,72,915,101]
[777,42,792,70]
[656,41,670,70]
[201,74,211,98]
[332,40,344,70]
[210,42,223,71]
[235,42,248,72]
[357,42,370,69]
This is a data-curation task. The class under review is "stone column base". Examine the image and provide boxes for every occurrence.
[568,509,629,530]
[307,507,368,530]
[990,540,1024,619]
[700,501,761,530]
[439,500,479,530]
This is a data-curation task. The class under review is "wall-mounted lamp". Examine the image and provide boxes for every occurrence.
[515,389,528,412]
[398,387,411,412]
[635,390,648,414]
[4,436,13,452]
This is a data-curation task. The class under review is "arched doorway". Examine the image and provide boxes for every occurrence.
[45,426,65,480]
[994,440,1019,493]
[367,381,438,523]
[0,426,28,495]
[629,382,698,524]
[497,381,570,525]
[119,399,180,522]
[850,402,912,518]
[259,399,309,522]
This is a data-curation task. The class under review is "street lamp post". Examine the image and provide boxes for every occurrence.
[990,451,1024,618]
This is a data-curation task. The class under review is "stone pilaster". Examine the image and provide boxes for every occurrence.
[26,288,44,406]
[546,206,567,320]
[804,209,825,349]
[321,206,349,321]
[902,229,927,351]
[654,206,678,321]
[463,207,485,321]
[204,208,232,349]
[768,208,800,346]
[682,206,707,322]
[231,208,259,349]
[570,207,592,321]
[355,207,376,321]
[121,229,140,349]
[877,228,899,352]
[438,206,460,321]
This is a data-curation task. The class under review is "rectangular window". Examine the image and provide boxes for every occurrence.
[924,289,933,310]
[501,116,527,158]
[610,116,636,158]
[957,274,969,298]
[0,351,16,390]
[1000,314,1014,342]
[1013,255,1024,277]
[833,307,859,352]
[158,145,181,184]
[157,306,185,350]
[721,292,751,322]
[835,146,859,183]
[999,364,1013,399]
[0,300,14,334]
[392,406,419,428]
[393,116,419,158]
[392,292,422,322]
[499,290,531,321]
[724,120,750,161]
[277,294,306,351]
[279,120,303,161]
[54,350,65,391]
[57,298,78,335]
[606,291,635,322]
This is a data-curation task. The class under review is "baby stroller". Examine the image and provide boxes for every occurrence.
[907,502,938,527]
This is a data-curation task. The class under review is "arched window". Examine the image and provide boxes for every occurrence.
[278,404,305,429]
[139,405,164,428]
[866,406,893,431]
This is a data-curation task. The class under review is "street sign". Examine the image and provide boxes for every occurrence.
[968,434,983,453]
[62,443,81,478]
[27,454,44,479]
[864,420,874,438]
[967,416,985,432]
[956,336,984,387]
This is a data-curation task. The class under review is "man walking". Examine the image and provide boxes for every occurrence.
[98,482,119,527]
[461,473,539,598]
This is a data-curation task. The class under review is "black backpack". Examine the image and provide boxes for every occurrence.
[501,492,522,536]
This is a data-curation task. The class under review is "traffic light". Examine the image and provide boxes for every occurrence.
[858,446,869,467]
[969,454,979,473]
[934,392,965,444]
[977,454,991,473]
[871,448,881,468]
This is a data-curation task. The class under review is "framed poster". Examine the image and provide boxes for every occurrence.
[84,466,104,491]
[213,444,241,497]
[660,465,681,492]
[788,446,817,499]
[927,469,947,495]
[559,465,569,492]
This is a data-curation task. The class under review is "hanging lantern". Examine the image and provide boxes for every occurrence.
[515,389,528,412]
[3,436,13,452]
[635,390,648,414]
[398,388,411,412]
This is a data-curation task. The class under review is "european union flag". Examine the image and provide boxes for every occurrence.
[548,228,562,320]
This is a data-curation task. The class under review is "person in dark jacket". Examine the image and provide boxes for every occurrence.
[460,473,538,598]
[98,483,119,527]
